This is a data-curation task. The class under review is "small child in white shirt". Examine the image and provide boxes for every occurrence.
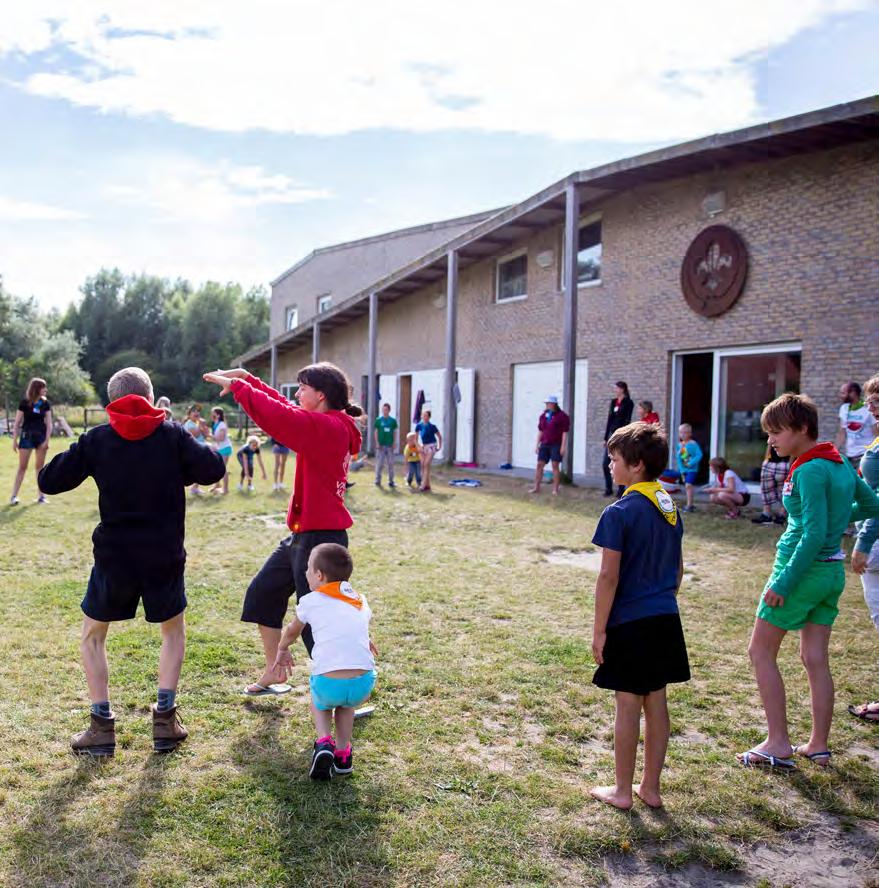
[707,456,751,519]
[273,543,377,779]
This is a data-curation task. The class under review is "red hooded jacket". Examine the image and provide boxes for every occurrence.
[231,374,362,533]
[105,394,167,439]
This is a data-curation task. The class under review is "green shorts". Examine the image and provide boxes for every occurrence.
[757,560,845,631]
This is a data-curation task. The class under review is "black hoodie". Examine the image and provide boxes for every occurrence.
[39,395,226,575]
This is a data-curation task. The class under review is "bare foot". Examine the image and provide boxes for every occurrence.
[527,487,540,494]
[634,785,663,809]
[551,489,559,496]
[589,785,632,811]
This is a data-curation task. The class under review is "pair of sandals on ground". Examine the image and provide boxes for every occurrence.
[737,702,878,770]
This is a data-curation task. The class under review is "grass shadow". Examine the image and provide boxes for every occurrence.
[230,706,390,886]
[11,752,174,888]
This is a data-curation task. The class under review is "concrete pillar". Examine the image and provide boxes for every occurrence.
[312,321,321,364]
[562,182,579,479]
[270,342,278,390]
[443,249,458,465]
[367,292,378,456]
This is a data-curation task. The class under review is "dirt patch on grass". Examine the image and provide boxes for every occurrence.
[543,549,603,571]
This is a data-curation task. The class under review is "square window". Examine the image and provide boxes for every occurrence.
[496,253,527,302]
[317,295,332,314]
[280,383,299,401]
[285,306,299,330]
[577,220,601,285]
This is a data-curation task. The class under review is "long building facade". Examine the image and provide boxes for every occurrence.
[241,98,879,487]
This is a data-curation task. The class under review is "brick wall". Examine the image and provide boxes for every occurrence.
[266,140,878,482]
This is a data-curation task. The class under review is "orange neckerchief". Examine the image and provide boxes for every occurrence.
[785,442,843,483]
[315,581,363,610]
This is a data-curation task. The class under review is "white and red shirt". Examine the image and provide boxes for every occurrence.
[839,402,877,458]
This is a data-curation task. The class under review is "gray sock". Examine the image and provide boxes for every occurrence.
[91,701,111,719]
[157,688,176,712]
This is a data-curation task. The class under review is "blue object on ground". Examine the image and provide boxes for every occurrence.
[448,479,483,487]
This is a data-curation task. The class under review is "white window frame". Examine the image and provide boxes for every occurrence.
[495,248,528,303]
[285,305,299,331]
[560,211,603,290]
[317,294,332,314]
[280,383,298,400]
[669,341,802,488]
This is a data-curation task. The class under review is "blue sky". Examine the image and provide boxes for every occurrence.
[0,1,876,310]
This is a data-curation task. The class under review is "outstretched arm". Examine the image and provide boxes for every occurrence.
[38,436,91,494]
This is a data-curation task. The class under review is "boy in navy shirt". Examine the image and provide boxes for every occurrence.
[589,421,690,810]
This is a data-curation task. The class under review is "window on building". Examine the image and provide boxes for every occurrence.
[496,252,527,302]
[317,294,332,314]
[285,306,299,331]
[280,383,298,401]
[577,220,602,285]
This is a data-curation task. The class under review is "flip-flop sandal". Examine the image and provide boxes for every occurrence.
[242,683,293,697]
[848,703,879,722]
[736,748,797,770]
[793,746,832,767]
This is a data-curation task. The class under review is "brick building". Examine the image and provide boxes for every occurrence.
[240,97,879,486]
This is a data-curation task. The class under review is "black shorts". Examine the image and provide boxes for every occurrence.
[82,564,186,624]
[537,443,562,464]
[741,491,751,506]
[241,529,349,652]
[593,613,690,695]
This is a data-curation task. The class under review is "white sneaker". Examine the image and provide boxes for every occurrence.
[10,496,19,506]
[237,483,244,491]
[37,494,48,504]
[248,484,255,492]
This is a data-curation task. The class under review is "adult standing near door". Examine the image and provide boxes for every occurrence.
[602,381,634,497]
[836,381,877,472]
[10,377,52,505]
[529,395,570,496]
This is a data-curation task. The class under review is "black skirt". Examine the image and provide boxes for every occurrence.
[592,612,690,695]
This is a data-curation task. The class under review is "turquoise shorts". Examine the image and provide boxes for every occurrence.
[310,670,376,711]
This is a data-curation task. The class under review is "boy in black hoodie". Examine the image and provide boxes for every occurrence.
[39,367,226,756]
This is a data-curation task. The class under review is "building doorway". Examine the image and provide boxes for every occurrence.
[672,343,802,486]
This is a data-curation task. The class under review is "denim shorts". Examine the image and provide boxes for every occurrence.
[310,670,376,711]
[538,443,562,464]
[19,430,46,450]
[682,470,698,485]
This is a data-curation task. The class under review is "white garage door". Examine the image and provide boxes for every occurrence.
[406,367,475,462]
[512,360,588,475]
[378,374,398,423]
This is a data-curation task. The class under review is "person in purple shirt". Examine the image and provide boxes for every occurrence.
[529,395,570,496]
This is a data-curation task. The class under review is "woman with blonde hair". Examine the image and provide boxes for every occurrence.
[10,377,52,505]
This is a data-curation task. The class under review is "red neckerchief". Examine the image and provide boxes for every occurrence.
[717,471,726,486]
[613,398,621,412]
[785,442,843,482]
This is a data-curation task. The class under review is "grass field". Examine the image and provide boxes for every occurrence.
[0,442,876,887]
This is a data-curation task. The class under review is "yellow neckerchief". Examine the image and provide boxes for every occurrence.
[316,580,363,610]
[623,480,678,526]
[868,436,879,452]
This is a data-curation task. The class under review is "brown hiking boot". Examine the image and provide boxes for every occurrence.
[71,712,116,757]
[152,704,188,753]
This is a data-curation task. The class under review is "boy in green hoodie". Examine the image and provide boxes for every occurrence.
[738,394,879,770]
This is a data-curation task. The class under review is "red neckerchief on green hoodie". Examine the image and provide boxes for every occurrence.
[784,442,843,483]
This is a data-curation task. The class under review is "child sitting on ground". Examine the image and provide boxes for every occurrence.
[237,435,267,491]
[38,367,226,756]
[403,431,422,489]
[272,543,377,780]
[676,423,703,512]
[590,421,690,810]
[707,456,751,519]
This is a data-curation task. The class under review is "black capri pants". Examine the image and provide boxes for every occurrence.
[241,528,349,654]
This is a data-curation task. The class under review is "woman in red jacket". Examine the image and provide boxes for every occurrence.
[204,362,363,696]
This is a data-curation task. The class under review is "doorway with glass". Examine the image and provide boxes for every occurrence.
[671,344,802,486]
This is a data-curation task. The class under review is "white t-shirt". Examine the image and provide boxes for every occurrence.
[296,582,375,675]
[839,403,877,458]
[712,468,749,495]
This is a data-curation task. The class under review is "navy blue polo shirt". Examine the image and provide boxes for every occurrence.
[592,493,684,628]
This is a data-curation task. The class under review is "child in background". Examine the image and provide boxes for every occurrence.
[273,543,377,779]
[738,393,879,769]
[210,407,233,495]
[676,424,703,513]
[237,435,267,492]
[183,405,210,496]
[156,396,174,422]
[271,438,291,491]
[707,456,751,519]
[752,443,789,526]
[590,421,689,810]
[636,400,660,425]
[403,431,422,489]
[415,409,442,492]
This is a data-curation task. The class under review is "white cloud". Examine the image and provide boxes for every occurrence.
[0,195,86,221]
[103,158,331,221]
[1,0,870,142]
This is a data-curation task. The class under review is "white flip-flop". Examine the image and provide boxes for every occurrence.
[242,683,293,697]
